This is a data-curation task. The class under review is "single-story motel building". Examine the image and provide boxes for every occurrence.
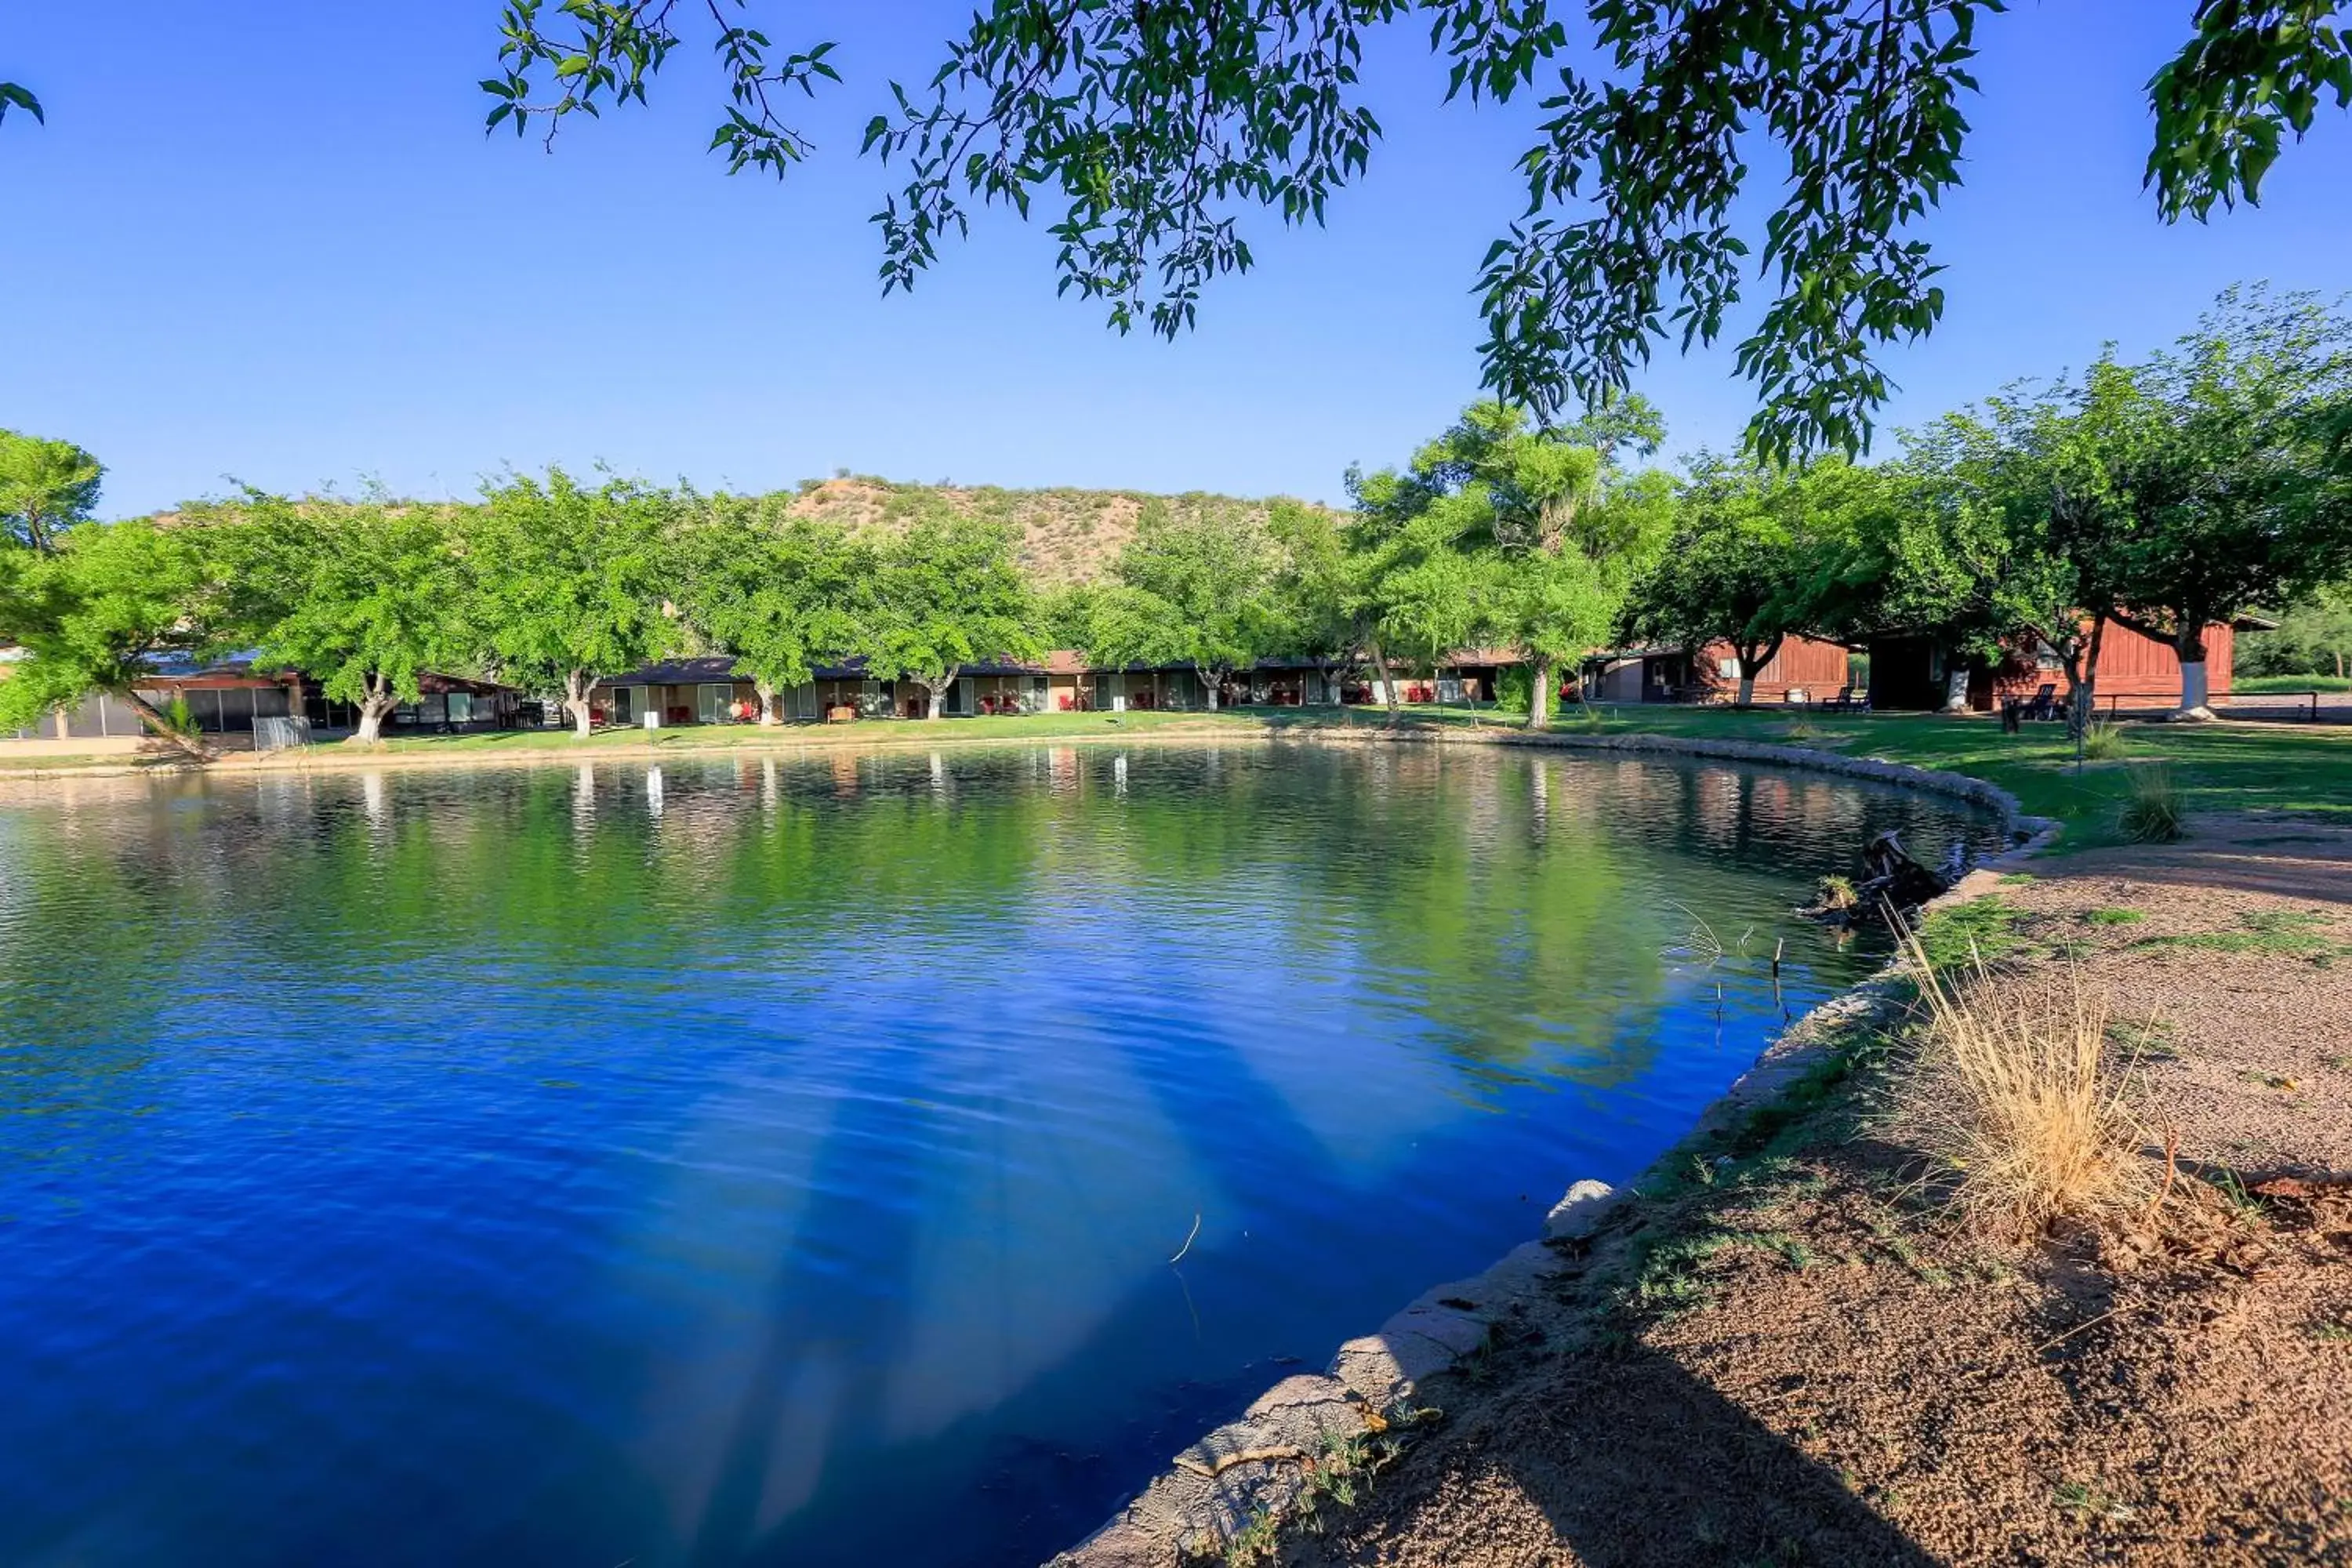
[592,653,1359,727]
[1584,619,2244,714]
[0,619,2252,755]
[1,650,523,756]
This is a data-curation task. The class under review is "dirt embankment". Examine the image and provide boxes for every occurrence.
[1261,818,2352,1568]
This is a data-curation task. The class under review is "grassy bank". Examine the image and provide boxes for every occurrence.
[1339,704,2352,847]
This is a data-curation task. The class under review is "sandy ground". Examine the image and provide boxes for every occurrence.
[1273,818,2352,1568]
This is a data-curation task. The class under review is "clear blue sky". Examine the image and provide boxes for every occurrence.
[7,2,2350,518]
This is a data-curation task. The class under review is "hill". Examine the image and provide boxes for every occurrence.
[775,476,1330,586]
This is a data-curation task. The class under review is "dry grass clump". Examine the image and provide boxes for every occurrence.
[1889,931,2153,1235]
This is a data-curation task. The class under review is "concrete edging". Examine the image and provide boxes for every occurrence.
[1047,727,2058,1568]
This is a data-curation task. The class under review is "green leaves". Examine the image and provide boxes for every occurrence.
[0,430,104,553]
[2147,0,2352,221]
[858,513,1040,690]
[0,81,42,127]
[1091,503,1283,679]
[469,466,682,694]
[482,0,833,165]
[210,494,477,713]
[0,518,216,735]
[674,499,866,695]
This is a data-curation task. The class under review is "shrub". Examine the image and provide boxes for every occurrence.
[2079,721,2131,760]
[1816,874,1857,911]
[2118,766,2186,844]
[1888,932,2152,1234]
[1493,665,1532,714]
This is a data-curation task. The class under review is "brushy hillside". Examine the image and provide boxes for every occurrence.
[776,476,1329,586]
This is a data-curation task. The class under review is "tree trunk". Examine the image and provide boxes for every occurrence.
[354,696,396,744]
[1371,640,1400,728]
[924,679,946,720]
[2063,617,2107,742]
[118,687,212,761]
[2175,622,2213,718]
[1529,654,1555,731]
[756,681,779,725]
[1198,666,1221,711]
[1736,637,1782,708]
[564,670,595,737]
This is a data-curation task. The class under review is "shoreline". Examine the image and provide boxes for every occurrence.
[1043,734,2056,1567]
[0,715,1283,782]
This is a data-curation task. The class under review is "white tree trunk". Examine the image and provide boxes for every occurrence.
[2179,659,2212,717]
[1529,655,1555,731]
[926,683,946,720]
[757,681,779,725]
[1200,669,1221,711]
[1942,666,1970,713]
[564,670,594,737]
[1737,673,1758,707]
[354,697,396,744]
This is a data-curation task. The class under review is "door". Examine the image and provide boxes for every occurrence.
[698,684,732,724]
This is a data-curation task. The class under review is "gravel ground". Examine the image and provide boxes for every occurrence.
[1275,818,2352,1568]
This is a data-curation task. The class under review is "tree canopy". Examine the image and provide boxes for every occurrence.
[1620,454,1864,706]
[212,495,477,742]
[9,9,2349,457]
[858,514,1041,718]
[0,430,104,553]
[677,497,869,718]
[1083,503,1283,708]
[0,517,218,753]
[468,468,681,735]
[476,3,2345,458]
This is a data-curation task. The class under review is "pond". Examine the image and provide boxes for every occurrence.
[0,742,2002,1567]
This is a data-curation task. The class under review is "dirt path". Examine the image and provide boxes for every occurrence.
[1269,818,2352,1568]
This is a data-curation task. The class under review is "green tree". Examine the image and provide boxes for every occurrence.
[469,468,681,736]
[1262,498,1359,701]
[1087,504,1281,710]
[1621,456,1854,706]
[2242,579,2352,677]
[1342,466,1501,727]
[2090,287,2352,714]
[677,497,868,722]
[1411,398,1671,728]
[858,514,1040,719]
[1834,399,2076,719]
[212,495,477,745]
[0,518,218,757]
[0,430,104,553]
[413,3,2352,456]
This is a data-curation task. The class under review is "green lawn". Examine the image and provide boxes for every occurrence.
[1377,703,2352,848]
[2234,673,2352,694]
[369,707,1272,754]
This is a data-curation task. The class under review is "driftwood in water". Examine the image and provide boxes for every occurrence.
[1801,830,1967,926]
[1857,830,1964,920]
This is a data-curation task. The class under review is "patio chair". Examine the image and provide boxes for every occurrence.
[2023,684,2058,722]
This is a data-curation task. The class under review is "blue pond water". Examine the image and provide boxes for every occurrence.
[0,742,2002,1566]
